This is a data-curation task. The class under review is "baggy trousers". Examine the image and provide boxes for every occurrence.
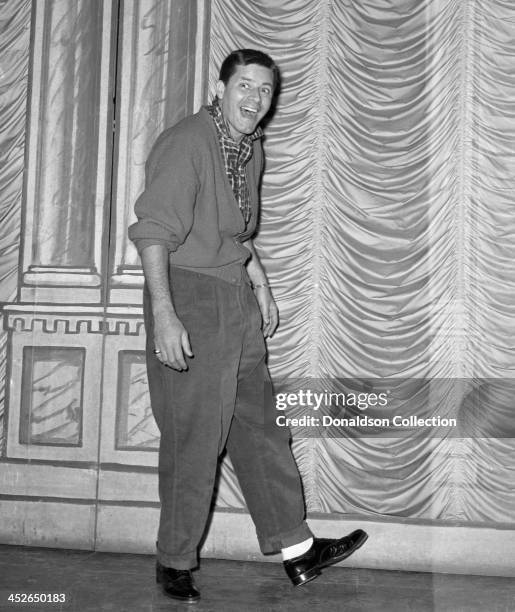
[144,265,313,569]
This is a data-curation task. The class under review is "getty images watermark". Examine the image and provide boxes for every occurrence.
[275,388,457,430]
[269,378,515,438]
[275,389,458,428]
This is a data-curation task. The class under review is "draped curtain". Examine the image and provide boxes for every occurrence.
[0,0,31,451]
[209,0,515,523]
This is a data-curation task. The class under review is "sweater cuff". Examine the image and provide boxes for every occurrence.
[128,219,180,254]
[132,238,178,254]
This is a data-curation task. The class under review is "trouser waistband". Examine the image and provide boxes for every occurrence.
[170,262,251,286]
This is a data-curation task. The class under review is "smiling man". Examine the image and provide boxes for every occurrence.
[128,49,367,603]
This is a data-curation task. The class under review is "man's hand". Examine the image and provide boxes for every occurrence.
[153,309,193,371]
[254,286,279,338]
[241,238,279,338]
[140,244,193,371]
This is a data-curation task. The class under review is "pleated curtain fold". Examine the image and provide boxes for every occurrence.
[209,0,515,522]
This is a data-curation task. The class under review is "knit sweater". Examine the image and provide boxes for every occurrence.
[128,107,263,274]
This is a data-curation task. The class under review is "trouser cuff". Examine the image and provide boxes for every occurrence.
[258,521,314,555]
[156,543,198,570]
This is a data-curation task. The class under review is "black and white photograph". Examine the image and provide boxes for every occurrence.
[0,1,514,610]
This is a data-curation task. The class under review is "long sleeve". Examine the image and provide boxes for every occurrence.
[128,128,200,254]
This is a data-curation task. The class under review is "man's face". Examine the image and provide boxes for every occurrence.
[216,63,274,142]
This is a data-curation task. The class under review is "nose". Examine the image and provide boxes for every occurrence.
[248,87,261,103]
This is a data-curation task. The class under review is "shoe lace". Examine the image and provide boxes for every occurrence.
[327,543,341,557]
[175,570,192,579]
[326,540,348,558]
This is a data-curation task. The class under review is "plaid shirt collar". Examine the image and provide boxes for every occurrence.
[208,96,263,145]
[207,98,263,225]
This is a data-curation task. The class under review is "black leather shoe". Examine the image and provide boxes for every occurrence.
[283,529,368,587]
[156,561,200,603]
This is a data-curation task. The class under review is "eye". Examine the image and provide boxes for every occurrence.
[261,87,272,96]
[240,82,250,89]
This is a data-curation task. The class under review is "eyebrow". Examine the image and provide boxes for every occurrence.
[239,76,273,87]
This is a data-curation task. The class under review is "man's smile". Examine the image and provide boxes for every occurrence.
[240,105,259,117]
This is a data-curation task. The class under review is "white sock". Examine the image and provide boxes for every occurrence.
[281,537,314,561]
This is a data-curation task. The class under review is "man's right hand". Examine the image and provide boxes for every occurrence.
[139,245,193,371]
[153,311,193,371]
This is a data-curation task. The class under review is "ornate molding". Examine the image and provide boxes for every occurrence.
[2,305,145,336]
[23,267,102,287]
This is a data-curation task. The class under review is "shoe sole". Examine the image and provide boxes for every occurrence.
[161,591,200,603]
[291,567,322,587]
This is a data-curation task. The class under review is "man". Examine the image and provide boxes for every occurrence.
[129,49,367,603]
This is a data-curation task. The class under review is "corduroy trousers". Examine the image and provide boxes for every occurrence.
[144,265,312,569]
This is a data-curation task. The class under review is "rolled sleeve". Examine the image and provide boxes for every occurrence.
[128,129,199,255]
[127,220,179,254]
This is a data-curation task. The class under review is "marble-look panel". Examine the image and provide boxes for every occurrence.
[115,350,159,451]
[33,0,104,267]
[19,346,85,446]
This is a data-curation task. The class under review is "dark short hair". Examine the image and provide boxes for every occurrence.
[219,49,280,91]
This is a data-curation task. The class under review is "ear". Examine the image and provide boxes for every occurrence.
[215,80,225,100]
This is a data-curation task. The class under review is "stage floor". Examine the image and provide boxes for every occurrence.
[0,544,514,611]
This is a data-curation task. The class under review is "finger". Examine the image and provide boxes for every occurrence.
[269,310,279,336]
[171,343,188,370]
[264,309,278,338]
[159,352,175,368]
[167,358,185,371]
[153,343,184,371]
[157,342,184,371]
[153,346,168,364]
[182,333,194,357]
[262,316,271,338]
[169,361,186,372]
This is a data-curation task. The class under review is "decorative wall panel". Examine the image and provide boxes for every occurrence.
[20,0,115,304]
[4,307,103,462]
[19,346,85,446]
[115,350,158,451]
[99,311,156,467]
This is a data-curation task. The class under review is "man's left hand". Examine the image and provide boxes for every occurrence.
[254,286,279,338]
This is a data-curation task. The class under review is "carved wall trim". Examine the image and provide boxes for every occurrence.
[3,305,145,336]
